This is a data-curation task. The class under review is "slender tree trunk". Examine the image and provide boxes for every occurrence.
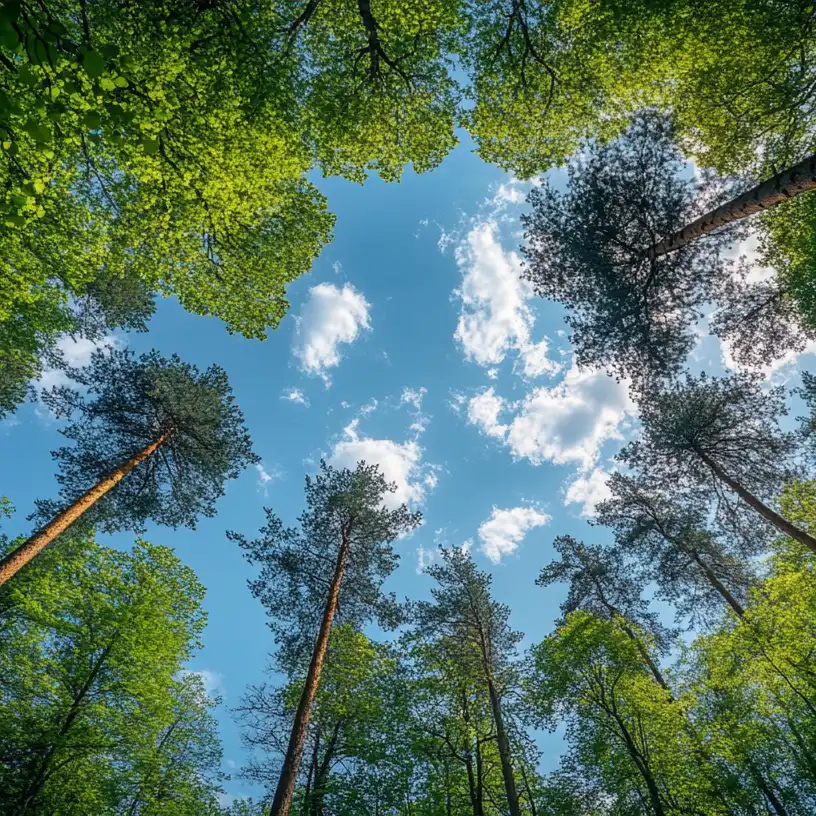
[475,737,485,816]
[649,152,816,258]
[310,721,340,816]
[0,430,172,585]
[17,636,117,813]
[687,549,746,617]
[485,675,522,816]
[461,690,485,816]
[608,708,667,816]
[520,763,538,816]
[268,531,351,816]
[696,449,816,555]
[746,757,790,816]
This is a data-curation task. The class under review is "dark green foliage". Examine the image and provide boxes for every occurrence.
[596,475,755,626]
[619,372,799,541]
[35,346,258,533]
[231,461,421,672]
[522,113,733,382]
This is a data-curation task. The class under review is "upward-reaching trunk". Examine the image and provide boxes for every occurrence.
[695,449,816,555]
[649,153,816,258]
[485,674,522,816]
[686,549,746,617]
[268,531,351,816]
[0,429,173,586]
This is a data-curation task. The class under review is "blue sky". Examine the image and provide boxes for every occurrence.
[3,132,815,804]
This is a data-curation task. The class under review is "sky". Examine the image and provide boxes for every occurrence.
[2,131,815,805]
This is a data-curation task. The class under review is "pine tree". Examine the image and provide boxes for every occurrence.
[0,347,257,585]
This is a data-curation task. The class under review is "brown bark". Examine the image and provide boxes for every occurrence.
[0,431,172,586]
[649,152,816,258]
[268,531,351,816]
[696,449,816,555]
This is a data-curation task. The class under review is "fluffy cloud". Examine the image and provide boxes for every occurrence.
[38,334,119,391]
[466,387,507,439]
[281,387,309,406]
[565,467,614,518]
[478,505,551,563]
[255,462,283,495]
[466,363,635,471]
[453,221,559,379]
[181,669,226,700]
[329,419,435,509]
[293,282,370,382]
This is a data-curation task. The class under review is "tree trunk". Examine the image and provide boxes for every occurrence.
[268,531,351,816]
[649,152,816,258]
[696,449,816,555]
[0,430,172,585]
[687,549,745,617]
[608,708,667,816]
[17,636,118,813]
[746,757,790,816]
[485,675,522,816]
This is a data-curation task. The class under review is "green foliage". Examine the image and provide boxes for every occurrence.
[232,460,421,671]
[35,346,258,535]
[0,533,226,814]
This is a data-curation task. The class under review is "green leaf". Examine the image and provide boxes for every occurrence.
[114,76,128,88]
[83,50,106,79]
[17,64,38,86]
[141,137,159,155]
[83,111,102,130]
[99,77,116,91]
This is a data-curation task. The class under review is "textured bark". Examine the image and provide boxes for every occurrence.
[696,449,816,555]
[268,532,351,816]
[0,431,172,586]
[649,153,816,258]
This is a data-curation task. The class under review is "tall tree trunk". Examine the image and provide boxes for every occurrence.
[686,549,746,617]
[461,689,485,816]
[485,675,522,816]
[649,153,816,258]
[309,721,340,816]
[0,430,173,585]
[268,532,351,816]
[696,449,816,555]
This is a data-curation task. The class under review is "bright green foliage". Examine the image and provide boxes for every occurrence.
[460,0,659,178]
[529,612,724,815]
[273,0,462,183]
[0,533,226,814]
[0,0,334,416]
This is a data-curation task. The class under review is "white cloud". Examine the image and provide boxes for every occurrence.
[466,363,635,471]
[478,506,551,563]
[565,467,614,518]
[329,420,435,509]
[293,283,370,382]
[38,334,119,391]
[401,387,426,411]
[467,387,508,439]
[453,221,559,379]
[255,462,283,495]
[281,387,309,406]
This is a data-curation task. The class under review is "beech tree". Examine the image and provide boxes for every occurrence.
[619,372,816,555]
[413,547,524,816]
[0,534,225,814]
[232,461,421,816]
[596,474,755,624]
[0,347,257,585]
